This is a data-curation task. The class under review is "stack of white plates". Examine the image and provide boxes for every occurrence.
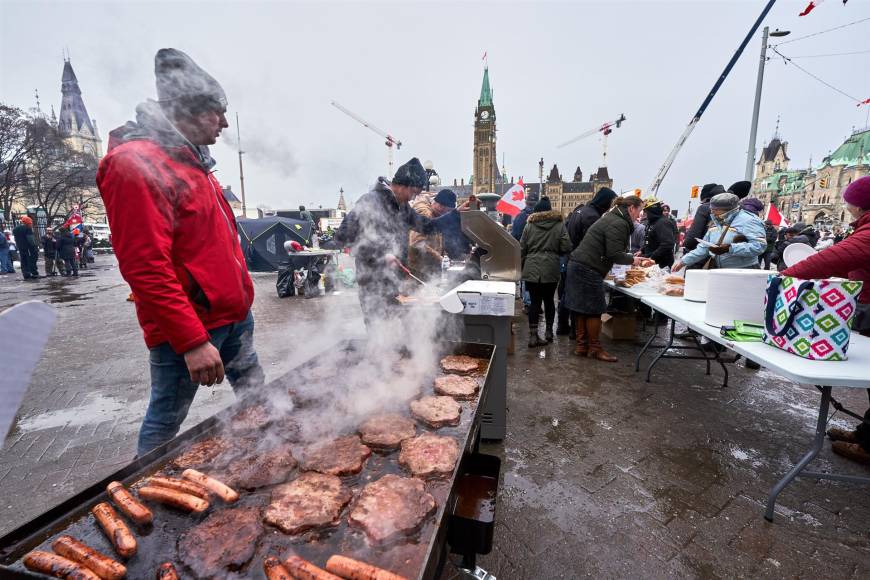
[704,269,773,328]
[684,269,712,302]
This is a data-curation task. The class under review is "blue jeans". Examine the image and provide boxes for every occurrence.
[0,249,14,273]
[137,310,265,456]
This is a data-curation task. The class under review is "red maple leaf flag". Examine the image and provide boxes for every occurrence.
[765,203,789,228]
[799,0,824,16]
[857,97,870,107]
[496,179,525,217]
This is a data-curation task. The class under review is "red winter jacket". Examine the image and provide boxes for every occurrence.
[98,135,254,354]
[782,211,870,304]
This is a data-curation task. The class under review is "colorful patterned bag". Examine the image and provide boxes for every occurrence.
[763,275,863,361]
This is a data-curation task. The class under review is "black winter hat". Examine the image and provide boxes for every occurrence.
[155,48,227,110]
[433,189,457,208]
[533,196,552,213]
[590,187,618,210]
[700,183,725,202]
[728,180,752,199]
[392,157,428,188]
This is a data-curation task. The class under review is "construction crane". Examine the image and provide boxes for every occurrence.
[556,114,626,167]
[646,0,777,195]
[331,101,403,178]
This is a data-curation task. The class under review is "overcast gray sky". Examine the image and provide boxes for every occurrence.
[2,0,868,214]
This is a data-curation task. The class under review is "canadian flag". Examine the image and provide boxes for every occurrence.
[765,203,789,227]
[496,179,525,217]
[799,0,824,16]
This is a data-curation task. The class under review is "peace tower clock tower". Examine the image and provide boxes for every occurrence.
[472,67,496,196]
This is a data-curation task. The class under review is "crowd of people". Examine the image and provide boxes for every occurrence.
[1,218,94,280]
[511,175,870,465]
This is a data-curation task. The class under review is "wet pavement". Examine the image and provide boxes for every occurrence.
[1,258,869,578]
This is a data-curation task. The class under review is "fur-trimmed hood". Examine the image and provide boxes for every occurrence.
[527,210,563,225]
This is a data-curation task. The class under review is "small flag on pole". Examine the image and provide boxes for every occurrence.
[857,97,870,107]
[799,0,824,16]
[482,51,487,62]
[765,203,789,228]
[496,179,525,217]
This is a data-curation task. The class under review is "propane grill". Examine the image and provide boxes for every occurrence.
[0,340,499,580]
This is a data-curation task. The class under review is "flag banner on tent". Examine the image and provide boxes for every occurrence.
[496,179,525,217]
[766,203,789,227]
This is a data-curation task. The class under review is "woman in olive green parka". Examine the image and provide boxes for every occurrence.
[520,197,571,347]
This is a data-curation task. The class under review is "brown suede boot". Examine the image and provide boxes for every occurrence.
[827,427,859,443]
[574,315,588,356]
[586,317,618,362]
[832,441,870,466]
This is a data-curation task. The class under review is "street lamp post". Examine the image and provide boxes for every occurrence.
[745,27,790,181]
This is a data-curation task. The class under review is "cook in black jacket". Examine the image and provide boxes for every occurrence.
[335,158,434,329]
[641,201,676,268]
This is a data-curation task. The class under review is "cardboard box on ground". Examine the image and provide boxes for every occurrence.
[601,313,637,340]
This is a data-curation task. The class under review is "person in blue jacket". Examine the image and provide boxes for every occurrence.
[673,192,766,271]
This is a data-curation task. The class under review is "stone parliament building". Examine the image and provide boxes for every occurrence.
[752,127,870,231]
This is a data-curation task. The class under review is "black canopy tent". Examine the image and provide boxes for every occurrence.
[237,217,312,271]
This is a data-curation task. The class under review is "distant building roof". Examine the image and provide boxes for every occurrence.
[821,128,870,168]
[222,185,241,203]
[760,137,789,163]
[547,164,561,183]
[478,67,493,108]
[592,166,610,181]
[58,60,96,137]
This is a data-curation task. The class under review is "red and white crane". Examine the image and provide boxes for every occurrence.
[557,114,626,166]
[331,101,403,178]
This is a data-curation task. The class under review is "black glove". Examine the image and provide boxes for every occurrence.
[709,244,731,256]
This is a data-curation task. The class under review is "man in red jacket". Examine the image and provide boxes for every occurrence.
[98,49,263,456]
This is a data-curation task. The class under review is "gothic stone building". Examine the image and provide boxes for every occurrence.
[753,129,870,229]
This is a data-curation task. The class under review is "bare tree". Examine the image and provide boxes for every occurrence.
[19,118,97,223]
[0,104,32,221]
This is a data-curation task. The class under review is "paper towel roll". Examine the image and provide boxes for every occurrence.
[684,269,712,302]
[704,269,772,328]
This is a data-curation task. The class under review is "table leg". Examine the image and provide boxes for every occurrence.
[689,333,712,376]
[764,385,831,522]
[645,318,675,383]
[635,311,662,372]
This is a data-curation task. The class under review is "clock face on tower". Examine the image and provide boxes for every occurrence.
[480,110,490,120]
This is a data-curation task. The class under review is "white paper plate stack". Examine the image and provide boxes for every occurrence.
[684,269,712,302]
[704,269,773,327]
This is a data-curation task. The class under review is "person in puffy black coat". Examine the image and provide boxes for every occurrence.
[641,201,676,268]
[56,227,78,276]
[566,187,618,250]
[12,217,39,279]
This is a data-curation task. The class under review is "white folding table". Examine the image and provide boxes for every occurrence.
[641,294,870,521]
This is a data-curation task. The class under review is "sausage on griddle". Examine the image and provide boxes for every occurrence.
[263,556,293,580]
[325,555,408,580]
[23,550,101,580]
[147,476,211,500]
[106,481,153,525]
[284,555,342,580]
[51,535,126,580]
[181,469,239,503]
[91,502,137,558]
[137,485,209,513]
[156,562,179,580]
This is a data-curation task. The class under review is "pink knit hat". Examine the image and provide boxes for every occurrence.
[843,176,870,210]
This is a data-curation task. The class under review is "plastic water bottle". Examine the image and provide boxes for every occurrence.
[441,255,450,282]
